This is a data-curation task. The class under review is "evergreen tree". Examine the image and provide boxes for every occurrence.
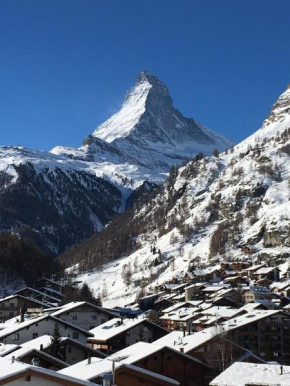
[47,323,63,360]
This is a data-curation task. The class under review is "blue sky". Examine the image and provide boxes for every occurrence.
[0,0,290,151]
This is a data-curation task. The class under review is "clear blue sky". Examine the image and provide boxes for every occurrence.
[0,0,290,151]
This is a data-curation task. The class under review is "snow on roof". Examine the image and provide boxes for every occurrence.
[0,357,96,385]
[88,317,162,342]
[0,314,93,340]
[245,264,266,272]
[210,362,290,386]
[200,306,242,319]
[0,343,19,357]
[161,301,203,314]
[49,301,118,318]
[254,267,278,275]
[59,341,208,381]
[21,335,52,350]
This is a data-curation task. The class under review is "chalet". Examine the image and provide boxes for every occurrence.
[138,293,164,311]
[0,314,93,345]
[185,283,207,301]
[242,264,266,279]
[0,295,47,322]
[155,309,290,365]
[241,286,278,304]
[59,341,212,386]
[159,307,203,332]
[4,346,68,370]
[115,364,179,386]
[0,357,95,386]
[154,330,265,373]
[87,317,168,353]
[21,334,106,365]
[35,278,65,293]
[15,287,60,307]
[45,301,118,331]
[253,266,280,282]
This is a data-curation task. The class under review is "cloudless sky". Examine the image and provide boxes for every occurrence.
[0,0,290,151]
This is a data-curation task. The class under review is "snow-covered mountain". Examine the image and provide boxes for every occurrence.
[63,84,290,307]
[52,71,235,182]
[0,71,233,254]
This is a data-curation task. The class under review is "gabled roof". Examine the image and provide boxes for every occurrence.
[0,314,93,340]
[59,341,210,381]
[46,301,118,319]
[210,362,290,386]
[88,317,167,342]
[21,335,106,358]
[4,346,68,369]
[0,357,95,385]
[254,266,279,275]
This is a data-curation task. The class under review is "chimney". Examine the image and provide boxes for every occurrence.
[179,347,184,353]
[183,327,186,337]
[88,355,91,365]
[20,308,24,323]
[12,356,15,364]
[40,344,43,351]
[280,366,283,375]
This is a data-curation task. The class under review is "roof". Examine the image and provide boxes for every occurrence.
[59,341,209,381]
[88,317,167,342]
[4,346,68,368]
[0,314,93,340]
[21,335,106,358]
[0,357,96,385]
[116,364,179,386]
[254,267,279,275]
[210,362,290,386]
[47,301,118,318]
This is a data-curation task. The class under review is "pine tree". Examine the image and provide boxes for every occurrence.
[47,323,63,360]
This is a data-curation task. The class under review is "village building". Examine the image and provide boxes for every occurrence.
[0,357,96,386]
[45,301,118,331]
[115,364,179,386]
[0,314,93,345]
[253,266,280,282]
[0,295,47,322]
[21,334,106,365]
[59,341,212,386]
[87,317,168,353]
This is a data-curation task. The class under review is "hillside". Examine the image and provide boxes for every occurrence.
[0,71,233,254]
[61,85,290,307]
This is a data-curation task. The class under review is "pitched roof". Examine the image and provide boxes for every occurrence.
[210,362,290,386]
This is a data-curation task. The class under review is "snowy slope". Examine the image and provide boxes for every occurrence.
[71,84,290,307]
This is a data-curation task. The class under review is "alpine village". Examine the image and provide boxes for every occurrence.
[1,71,290,386]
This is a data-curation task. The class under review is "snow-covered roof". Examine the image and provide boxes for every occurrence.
[47,301,118,318]
[0,343,19,357]
[161,301,203,314]
[254,266,278,275]
[210,362,290,386]
[0,314,93,340]
[88,317,166,342]
[59,341,208,381]
[0,357,96,385]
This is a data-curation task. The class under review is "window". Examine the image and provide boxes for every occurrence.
[9,303,14,309]
[89,326,95,330]
[33,333,38,339]
[72,315,77,321]
[72,332,79,339]
[12,333,19,340]
[67,346,72,353]
[91,315,97,320]
[9,312,14,318]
